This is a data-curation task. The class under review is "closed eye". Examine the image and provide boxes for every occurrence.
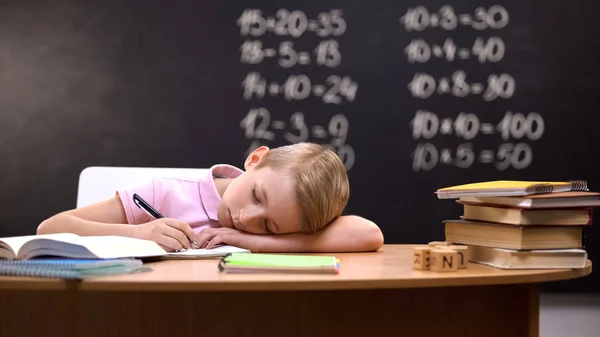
[264,221,273,234]
[252,187,271,233]
[252,187,260,203]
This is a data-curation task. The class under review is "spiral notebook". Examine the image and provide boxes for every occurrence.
[218,253,340,274]
[436,180,588,199]
[0,258,151,279]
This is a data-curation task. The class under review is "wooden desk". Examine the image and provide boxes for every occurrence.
[0,245,592,337]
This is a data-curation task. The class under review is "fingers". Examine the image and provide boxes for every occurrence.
[164,218,196,243]
[195,233,208,249]
[157,243,171,252]
[161,225,191,250]
[155,235,185,252]
[184,226,197,243]
[195,228,231,249]
[206,236,223,249]
[195,230,215,249]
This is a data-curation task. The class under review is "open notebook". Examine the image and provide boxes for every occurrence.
[158,245,250,259]
[0,233,249,260]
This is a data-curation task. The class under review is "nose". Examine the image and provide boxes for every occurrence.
[238,206,265,233]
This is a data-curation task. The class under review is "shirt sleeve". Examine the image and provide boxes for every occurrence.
[116,179,160,225]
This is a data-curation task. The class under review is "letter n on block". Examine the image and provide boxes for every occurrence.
[429,249,459,272]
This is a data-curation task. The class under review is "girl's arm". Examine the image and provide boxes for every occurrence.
[37,195,196,251]
[252,215,384,253]
[196,215,384,253]
[37,195,134,236]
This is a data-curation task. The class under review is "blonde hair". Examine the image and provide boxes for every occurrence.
[255,143,349,234]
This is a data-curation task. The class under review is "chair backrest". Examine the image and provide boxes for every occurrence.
[76,166,209,208]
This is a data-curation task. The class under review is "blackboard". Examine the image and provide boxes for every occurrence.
[0,0,598,292]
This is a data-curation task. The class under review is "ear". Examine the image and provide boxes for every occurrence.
[244,146,270,170]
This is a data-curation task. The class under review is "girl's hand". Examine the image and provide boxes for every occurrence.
[194,227,257,250]
[132,218,196,252]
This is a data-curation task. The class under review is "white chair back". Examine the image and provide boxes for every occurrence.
[76,166,209,208]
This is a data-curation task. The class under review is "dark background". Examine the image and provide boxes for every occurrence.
[1,0,598,292]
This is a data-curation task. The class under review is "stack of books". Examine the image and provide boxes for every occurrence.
[435,180,598,269]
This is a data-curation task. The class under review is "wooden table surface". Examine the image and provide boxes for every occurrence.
[0,244,592,291]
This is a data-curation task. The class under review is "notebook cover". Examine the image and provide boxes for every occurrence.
[438,180,573,191]
[221,253,337,267]
[218,253,340,273]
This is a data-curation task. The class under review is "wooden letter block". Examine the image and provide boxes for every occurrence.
[429,249,459,272]
[428,241,451,248]
[448,245,469,269]
[413,247,431,270]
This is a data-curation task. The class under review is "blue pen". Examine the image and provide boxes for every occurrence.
[132,193,199,250]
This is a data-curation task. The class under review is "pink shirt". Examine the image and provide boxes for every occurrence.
[116,164,244,235]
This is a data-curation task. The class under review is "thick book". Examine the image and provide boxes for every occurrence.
[467,246,588,269]
[460,203,592,226]
[443,219,583,250]
[218,253,339,274]
[0,233,248,260]
[436,180,588,199]
[458,191,600,209]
